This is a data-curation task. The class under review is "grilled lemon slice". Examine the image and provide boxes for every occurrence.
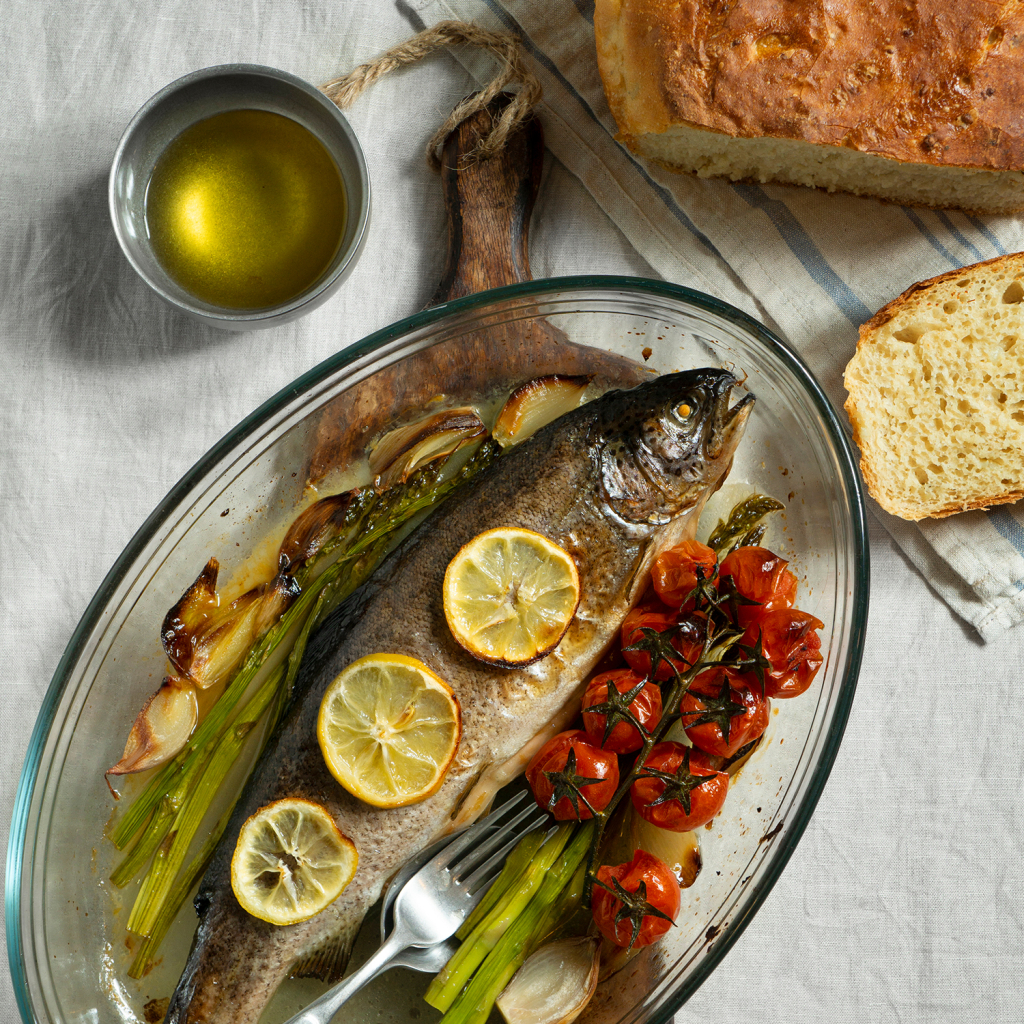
[230,797,357,926]
[443,527,580,666]
[317,654,462,809]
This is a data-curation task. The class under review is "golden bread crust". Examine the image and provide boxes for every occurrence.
[860,252,1024,335]
[596,0,1024,172]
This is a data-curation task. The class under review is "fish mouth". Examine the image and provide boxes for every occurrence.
[708,389,755,461]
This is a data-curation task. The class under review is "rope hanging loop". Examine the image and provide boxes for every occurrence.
[321,20,543,170]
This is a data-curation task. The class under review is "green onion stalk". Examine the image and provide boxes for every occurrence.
[455,829,548,941]
[126,663,284,937]
[426,826,573,1012]
[435,823,594,1024]
[127,799,235,979]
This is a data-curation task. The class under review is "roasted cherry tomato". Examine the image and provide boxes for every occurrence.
[621,607,704,681]
[679,668,769,758]
[740,607,824,698]
[592,849,681,948]
[651,540,718,608]
[581,669,662,753]
[525,730,619,820]
[630,741,728,831]
[719,546,798,622]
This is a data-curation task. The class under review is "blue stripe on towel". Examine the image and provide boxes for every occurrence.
[901,208,957,266]
[966,216,1007,256]
[478,0,723,262]
[935,211,985,263]
[568,0,595,18]
[987,509,1024,589]
[730,183,873,327]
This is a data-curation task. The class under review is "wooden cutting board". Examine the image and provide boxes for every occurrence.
[307,93,649,483]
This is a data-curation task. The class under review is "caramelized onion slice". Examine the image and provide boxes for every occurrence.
[162,558,220,676]
[252,573,302,636]
[629,809,702,888]
[497,937,600,1024]
[162,556,300,691]
[278,491,357,573]
[369,408,486,492]
[185,588,263,691]
[493,375,593,448]
[107,676,198,776]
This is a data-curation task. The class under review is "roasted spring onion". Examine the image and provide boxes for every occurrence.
[109,439,498,975]
[431,823,593,1024]
[427,826,573,1012]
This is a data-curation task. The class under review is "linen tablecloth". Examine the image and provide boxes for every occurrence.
[1,2,1022,1022]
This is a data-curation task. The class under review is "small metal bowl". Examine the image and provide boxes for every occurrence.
[109,64,370,330]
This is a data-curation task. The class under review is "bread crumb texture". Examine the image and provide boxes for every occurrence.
[844,253,1024,519]
[594,0,1024,212]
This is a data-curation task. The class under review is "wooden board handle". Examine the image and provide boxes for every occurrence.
[428,93,544,306]
[306,95,649,483]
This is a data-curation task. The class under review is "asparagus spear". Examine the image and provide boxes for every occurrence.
[706,493,785,556]
[436,823,594,1024]
[127,663,284,936]
[426,825,572,1011]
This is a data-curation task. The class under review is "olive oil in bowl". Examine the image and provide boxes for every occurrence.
[145,109,347,310]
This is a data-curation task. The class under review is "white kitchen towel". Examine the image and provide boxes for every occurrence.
[411,0,1024,639]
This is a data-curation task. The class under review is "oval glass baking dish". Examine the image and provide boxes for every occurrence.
[6,276,868,1024]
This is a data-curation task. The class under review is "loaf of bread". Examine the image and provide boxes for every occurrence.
[844,253,1024,519]
[594,0,1024,213]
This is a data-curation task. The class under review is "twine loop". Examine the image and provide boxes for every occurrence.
[321,21,542,170]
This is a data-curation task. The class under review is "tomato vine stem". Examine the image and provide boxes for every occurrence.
[580,590,743,903]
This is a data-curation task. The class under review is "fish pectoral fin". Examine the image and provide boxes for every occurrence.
[289,923,360,984]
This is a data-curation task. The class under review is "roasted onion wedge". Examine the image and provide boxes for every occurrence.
[630,811,702,888]
[162,560,300,690]
[107,675,198,776]
[369,407,487,492]
[277,490,358,573]
[162,558,220,676]
[493,375,592,448]
[496,936,600,1024]
[185,578,300,691]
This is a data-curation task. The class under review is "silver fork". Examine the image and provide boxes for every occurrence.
[281,791,547,1024]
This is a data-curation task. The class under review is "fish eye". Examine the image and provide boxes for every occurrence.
[672,398,696,424]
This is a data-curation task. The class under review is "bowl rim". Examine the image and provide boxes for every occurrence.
[107,62,371,325]
[5,275,869,1024]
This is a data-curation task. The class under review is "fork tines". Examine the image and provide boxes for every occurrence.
[431,792,550,895]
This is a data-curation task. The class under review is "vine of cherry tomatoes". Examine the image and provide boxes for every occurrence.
[524,538,824,949]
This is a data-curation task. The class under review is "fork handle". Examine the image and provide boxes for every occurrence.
[282,929,409,1024]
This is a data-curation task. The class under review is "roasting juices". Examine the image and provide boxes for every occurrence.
[145,109,346,309]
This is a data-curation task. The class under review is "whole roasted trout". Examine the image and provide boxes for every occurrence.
[166,369,753,1024]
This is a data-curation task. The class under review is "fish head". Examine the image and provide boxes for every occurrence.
[595,369,754,525]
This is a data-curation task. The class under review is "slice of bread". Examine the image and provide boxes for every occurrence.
[594,0,1024,214]
[844,252,1024,519]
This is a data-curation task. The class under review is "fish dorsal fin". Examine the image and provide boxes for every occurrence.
[289,923,359,984]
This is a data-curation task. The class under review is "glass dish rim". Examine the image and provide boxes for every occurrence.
[5,274,870,1024]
